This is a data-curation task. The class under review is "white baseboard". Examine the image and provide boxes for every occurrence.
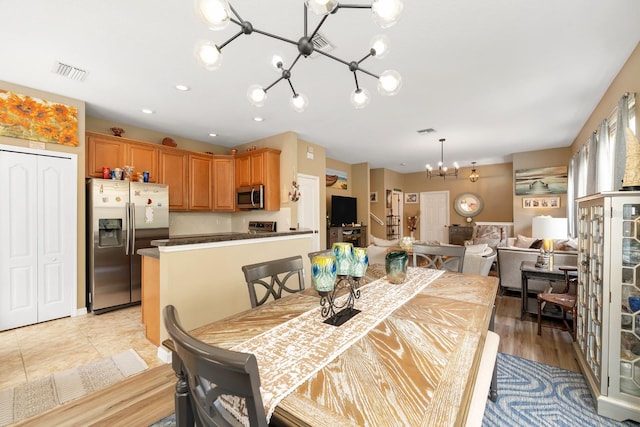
[157,346,172,364]
[73,307,88,317]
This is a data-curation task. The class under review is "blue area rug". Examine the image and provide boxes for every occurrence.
[483,352,639,427]
[149,353,640,426]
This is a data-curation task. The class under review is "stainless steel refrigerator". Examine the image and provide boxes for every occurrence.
[87,178,169,313]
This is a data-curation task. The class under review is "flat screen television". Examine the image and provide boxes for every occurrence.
[330,195,357,226]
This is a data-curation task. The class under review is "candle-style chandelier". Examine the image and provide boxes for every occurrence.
[426,138,459,179]
[469,161,479,182]
[194,0,404,112]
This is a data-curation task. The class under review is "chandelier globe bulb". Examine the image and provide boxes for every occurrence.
[194,40,223,70]
[195,0,231,30]
[350,88,371,109]
[247,84,267,107]
[370,34,390,59]
[372,0,404,28]
[305,0,338,15]
[290,93,309,112]
[377,70,402,96]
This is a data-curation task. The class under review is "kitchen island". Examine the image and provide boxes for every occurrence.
[138,230,313,348]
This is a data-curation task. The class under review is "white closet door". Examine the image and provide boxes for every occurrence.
[0,151,39,330]
[37,155,76,323]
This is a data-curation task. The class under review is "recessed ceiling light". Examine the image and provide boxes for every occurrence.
[209,132,217,137]
[253,117,263,122]
[175,84,190,91]
[141,108,154,114]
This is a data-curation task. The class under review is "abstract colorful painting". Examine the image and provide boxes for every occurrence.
[0,90,78,146]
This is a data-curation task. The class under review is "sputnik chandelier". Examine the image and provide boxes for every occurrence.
[194,0,404,112]
[426,138,459,179]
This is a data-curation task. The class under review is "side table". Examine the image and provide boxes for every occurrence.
[520,261,575,320]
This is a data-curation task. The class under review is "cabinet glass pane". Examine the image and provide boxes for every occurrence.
[621,203,640,396]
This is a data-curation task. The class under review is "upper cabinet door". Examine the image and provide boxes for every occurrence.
[213,156,235,211]
[189,153,213,211]
[158,149,189,211]
[235,155,251,188]
[126,142,158,183]
[86,134,125,177]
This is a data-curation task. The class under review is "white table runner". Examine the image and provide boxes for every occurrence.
[224,267,444,426]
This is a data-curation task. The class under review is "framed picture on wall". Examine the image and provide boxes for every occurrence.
[515,166,568,195]
[522,196,561,209]
[370,192,378,202]
[405,193,418,204]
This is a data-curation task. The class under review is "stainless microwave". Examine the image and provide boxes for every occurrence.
[237,185,264,209]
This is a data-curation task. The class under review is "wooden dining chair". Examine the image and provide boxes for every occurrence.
[163,305,267,427]
[242,255,306,308]
[537,266,577,340]
[412,243,466,273]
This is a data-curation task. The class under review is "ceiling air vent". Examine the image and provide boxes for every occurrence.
[310,32,334,57]
[52,61,88,82]
[417,128,436,135]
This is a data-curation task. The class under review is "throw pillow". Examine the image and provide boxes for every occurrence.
[464,243,489,255]
[371,236,400,247]
[472,237,500,250]
[529,239,543,249]
[515,234,536,248]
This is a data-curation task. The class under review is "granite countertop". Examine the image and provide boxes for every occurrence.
[151,229,313,247]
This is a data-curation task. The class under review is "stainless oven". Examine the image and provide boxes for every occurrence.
[236,185,264,209]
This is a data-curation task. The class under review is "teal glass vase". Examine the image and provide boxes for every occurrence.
[332,242,354,276]
[385,250,408,284]
[350,247,369,278]
[311,254,338,293]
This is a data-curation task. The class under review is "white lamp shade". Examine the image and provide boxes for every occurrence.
[194,40,223,70]
[377,70,402,96]
[305,0,338,15]
[372,0,404,28]
[195,0,231,30]
[531,216,568,240]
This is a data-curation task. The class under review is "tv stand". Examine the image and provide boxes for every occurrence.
[327,225,368,248]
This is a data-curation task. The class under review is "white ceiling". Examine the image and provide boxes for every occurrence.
[2,0,640,173]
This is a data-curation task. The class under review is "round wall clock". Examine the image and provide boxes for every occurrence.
[454,192,483,217]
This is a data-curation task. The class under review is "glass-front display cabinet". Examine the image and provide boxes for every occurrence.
[575,192,640,423]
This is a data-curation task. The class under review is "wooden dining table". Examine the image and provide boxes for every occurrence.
[166,267,499,427]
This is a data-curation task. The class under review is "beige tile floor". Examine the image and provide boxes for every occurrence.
[0,305,163,391]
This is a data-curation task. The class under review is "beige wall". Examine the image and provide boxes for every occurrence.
[512,147,571,236]
[571,41,640,154]
[0,80,87,310]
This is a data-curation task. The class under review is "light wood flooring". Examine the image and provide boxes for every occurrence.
[2,294,578,426]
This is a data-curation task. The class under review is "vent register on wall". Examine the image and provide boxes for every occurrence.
[86,178,169,313]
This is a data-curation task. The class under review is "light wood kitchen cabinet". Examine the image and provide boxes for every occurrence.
[189,153,213,211]
[86,132,158,181]
[213,155,235,211]
[86,132,125,177]
[234,148,281,211]
[126,141,158,182]
[158,148,189,211]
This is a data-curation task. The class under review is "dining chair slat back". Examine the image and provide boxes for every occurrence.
[413,244,466,273]
[163,305,267,427]
[242,255,306,308]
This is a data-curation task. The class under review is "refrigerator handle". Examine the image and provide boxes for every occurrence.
[131,202,136,253]
[125,202,130,255]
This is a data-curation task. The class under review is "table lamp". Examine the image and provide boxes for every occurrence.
[531,216,568,270]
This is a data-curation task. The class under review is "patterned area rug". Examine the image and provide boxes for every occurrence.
[0,349,148,426]
[483,353,639,426]
[150,353,640,427]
